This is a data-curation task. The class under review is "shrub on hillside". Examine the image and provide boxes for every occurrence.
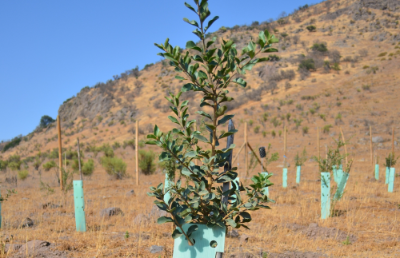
[18,170,29,180]
[311,43,328,53]
[101,156,127,179]
[2,136,22,153]
[298,59,316,71]
[39,115,55,128]
[43,161,57,171]
[139,150,156,175]
[82,159,95,176]
[0,159,7,171]
[306,25,316,32]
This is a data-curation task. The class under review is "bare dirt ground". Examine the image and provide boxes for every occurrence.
[1,145,400,257]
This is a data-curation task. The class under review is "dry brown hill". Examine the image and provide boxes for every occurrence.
[1,0,400,169]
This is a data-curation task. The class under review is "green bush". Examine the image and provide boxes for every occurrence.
[323,125,332,134]
[102,144,114,158]
[0,159,7,171]
[254,126,260,134]
[43,160,57,171]
[18,170,29,180]
[101,156,127,179]
[8,161,21,171]
[139,150,156,175]
[2,136,22,153]
[82,159,95,176]
[302,126,309,135]
[306,25,316,32]
[299,59,316,71]
[49,148,59,159]
[39,115,55,128]
[311,43,328,53]
[112,141,121,149]
[123,139,136,149]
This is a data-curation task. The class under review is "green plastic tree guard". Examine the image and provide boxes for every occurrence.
[73,180,86,232]
[385,167,389,184]
[321,172,330,219]
[388,167,395,193]
[333,172,349,201]
[296,166,301,184]
[336,168,343,186]
[173,224,226,257]
[283,168,288,188]
[164,175,171,203]
[332,165,338,184]
[375,164,379,180]
[261,172,269,196]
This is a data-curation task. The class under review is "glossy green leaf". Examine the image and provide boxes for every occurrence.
[157,216,174,224]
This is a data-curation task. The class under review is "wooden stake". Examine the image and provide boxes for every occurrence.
[283,125,287,168]
[135,120,139,186]
[369,126,374,167]
[232,142,246,165]
[77,138,82,181]
[247,143,264,170]
[57,115,63,190]
[317,127,320,160]
[244,122,248,176]
[392,126,395,155]
[340,127,348,169]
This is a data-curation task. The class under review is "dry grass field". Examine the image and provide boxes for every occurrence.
[1,132,400,257]
[1,0,400,257]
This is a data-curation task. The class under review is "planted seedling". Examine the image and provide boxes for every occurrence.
[294,147,307,166]
[146,0,278,246]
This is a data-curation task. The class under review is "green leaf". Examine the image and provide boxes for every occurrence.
[226,219,237,228]
[233,77,247,87]
[219,129,238,139]
[172,228,183,239]
[186,41,202,52]
[205,16,219,31]
[193,134,210,143]
[145,140,157,145]
[157,216,174,224]
[263,48,278,53]
[182,83,193,92]
[185,151,197,158]
[168,116,180,125]
[186,225,198,237]
[175,75,186,80]
[216,105,227,117]
[183,17,199,28]
[218,115,234,125]
[184,2,197,13]
[205,123,216,130]
[196,111,212,120]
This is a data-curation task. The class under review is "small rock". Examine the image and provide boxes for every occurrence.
[227,229,240,238]
[309,223,318,228]
[133,214,151,225]
[240,234,249,244]
[126,190,135,197]
[150,245,164,254]
[4,244,21,253]
[372,136,384,143]
[21,218,34,228]
[100,207,123,218]
[21,198,29,200]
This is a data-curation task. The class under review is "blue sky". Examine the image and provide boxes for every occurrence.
[0,0,322,142]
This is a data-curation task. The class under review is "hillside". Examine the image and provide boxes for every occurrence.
[1,0,400,170]
[2,0,400,257]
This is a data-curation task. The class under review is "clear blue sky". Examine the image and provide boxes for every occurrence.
[0,0,322,142]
